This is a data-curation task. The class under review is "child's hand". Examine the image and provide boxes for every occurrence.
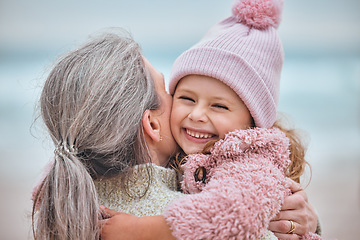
[268,180,318,239]
[99,206,176,240]
[100,206,140,240]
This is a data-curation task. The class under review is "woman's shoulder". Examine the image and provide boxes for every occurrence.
[94,163,184,216]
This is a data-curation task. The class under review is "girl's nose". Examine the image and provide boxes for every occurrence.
[188,106,208,122]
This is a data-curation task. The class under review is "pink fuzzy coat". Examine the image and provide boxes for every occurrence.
[164,127,322,240]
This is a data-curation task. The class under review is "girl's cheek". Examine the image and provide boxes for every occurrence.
[169,112,178,137]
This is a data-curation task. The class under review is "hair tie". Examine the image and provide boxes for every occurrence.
[54,141,77,157]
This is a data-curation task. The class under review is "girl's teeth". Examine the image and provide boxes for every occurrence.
[186,129,212,139]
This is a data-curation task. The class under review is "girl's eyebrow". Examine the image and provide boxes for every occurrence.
[175,89,195,96]
[211,96,233,105]
[175,84,194,92]
[212,96,227,101]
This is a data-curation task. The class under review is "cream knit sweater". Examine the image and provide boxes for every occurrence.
[94,163,184,217]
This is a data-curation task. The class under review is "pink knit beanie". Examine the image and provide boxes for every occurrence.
[169,0,284,128]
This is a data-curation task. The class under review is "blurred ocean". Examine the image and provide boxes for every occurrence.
[1,0,359,239]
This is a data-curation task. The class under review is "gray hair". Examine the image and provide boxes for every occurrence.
[32,31,160,239]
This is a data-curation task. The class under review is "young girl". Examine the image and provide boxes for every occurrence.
[101,0,322,239]
[160,0,323,239]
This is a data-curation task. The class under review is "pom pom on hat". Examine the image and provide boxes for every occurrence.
[232,0,284,29]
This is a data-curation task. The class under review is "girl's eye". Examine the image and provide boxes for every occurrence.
[179,96,195,102]
[213,104,229,110]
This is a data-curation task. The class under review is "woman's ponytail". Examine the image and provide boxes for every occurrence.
[32,144,100,239]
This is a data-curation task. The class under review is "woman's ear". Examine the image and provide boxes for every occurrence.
[142,109,161,142]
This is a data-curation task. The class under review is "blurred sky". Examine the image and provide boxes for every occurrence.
[1,0,359,55]
[0,0,359,239]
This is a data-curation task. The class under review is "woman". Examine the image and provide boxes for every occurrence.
[32,31,179,239]
[32,31,318,240]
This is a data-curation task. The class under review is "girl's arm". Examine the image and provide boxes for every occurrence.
[100,206,175,240]
[163,159,290,240]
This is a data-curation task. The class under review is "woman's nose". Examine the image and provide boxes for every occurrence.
[188,105,208,122]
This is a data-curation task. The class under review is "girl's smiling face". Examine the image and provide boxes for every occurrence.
[170,74,253,155]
